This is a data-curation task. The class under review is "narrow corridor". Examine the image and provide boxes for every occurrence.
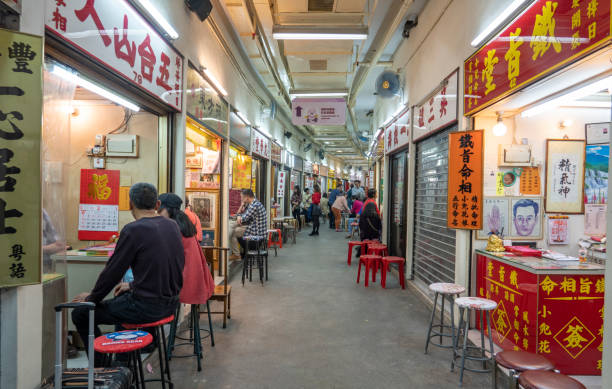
[167,229,490,388]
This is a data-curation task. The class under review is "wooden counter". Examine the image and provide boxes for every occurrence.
[475,250,604,375]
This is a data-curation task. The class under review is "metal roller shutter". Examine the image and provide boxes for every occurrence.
[413,126,457,285]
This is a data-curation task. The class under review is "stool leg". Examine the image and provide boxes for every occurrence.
[347,245,352,266]
[440,295,445,346]
[161,324,172,385]
[450,296,456,359]
[425,292,439,354]
[137,350,146,389]
[381,261,387,288]
[357,259,362,284]
[156,327,167,389]
[206,300,215,347]
[241,258,246,286]
[486,311,496,387]
[194,306,202,372]
[372,260,377,283]
[400,261,406,289]
[459,309,470,387]
[451,306,464,372]
[479,310,486,370]
[365,261,370,287]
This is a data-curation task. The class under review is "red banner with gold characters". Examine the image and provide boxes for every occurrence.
[447,130,483,229]
[464,0,611,115]
[477,254,604,375]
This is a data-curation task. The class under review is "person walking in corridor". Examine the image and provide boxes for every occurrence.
[331,190,350,232]
[309,184,322,236]
[328,184,340,228]
[320,192,329,224]
[291,185,302,230]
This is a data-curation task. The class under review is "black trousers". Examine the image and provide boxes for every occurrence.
[237,237,260,259]
[292,208,301,229]
[72,292,178,367]
[329,204,335,228]
[312,215,320,233]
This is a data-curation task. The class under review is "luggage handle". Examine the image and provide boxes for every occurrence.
[54,302,96,389]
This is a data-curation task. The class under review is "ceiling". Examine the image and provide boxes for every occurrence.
[221,0,426,166]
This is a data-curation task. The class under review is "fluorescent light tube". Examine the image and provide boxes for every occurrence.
[521,76,612,117]
[274,32,367,40]
[136,0,179,39]
[471,0,528,47]
[203,69,228,96]
[291,92,348,97]
[51,65,140,112]
[235,111,251,126]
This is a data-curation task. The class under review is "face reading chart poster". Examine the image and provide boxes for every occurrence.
[79,169,120,241]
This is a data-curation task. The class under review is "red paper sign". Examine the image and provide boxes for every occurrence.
[80,169,120,205]
[464,0,611,115]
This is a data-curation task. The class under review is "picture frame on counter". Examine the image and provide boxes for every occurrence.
[476,196,543,240]
[585,122,610,145]
[545,139,585,214]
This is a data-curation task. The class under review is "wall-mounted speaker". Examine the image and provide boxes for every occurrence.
[185,0,213,22]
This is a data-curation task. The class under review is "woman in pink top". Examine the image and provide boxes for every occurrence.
[331,191,350,232]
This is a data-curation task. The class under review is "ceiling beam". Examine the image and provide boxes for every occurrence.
[290,72,349,77]
[285,50,353,56]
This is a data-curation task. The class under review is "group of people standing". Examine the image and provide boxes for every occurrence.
[290,180,382,243]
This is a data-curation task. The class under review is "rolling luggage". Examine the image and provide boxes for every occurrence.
[54,302,132,389]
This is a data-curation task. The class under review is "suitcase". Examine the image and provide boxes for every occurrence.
[54,302,132,389]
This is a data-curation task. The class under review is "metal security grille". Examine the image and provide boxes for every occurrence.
[413,126,457,285]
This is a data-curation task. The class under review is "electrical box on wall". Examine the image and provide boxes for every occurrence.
[498,144,532,166]
[106,134,139,157]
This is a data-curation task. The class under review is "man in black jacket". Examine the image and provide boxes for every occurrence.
[71,183,184,366]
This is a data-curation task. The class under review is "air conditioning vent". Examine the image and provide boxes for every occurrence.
[309,59,328,71]
[308,0,334,12]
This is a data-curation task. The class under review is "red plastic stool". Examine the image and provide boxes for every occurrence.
[367,243,388,257]
[380,256,406,289]
[123,315,174,389]
[357,255,382,287]
[347,241,367,266]
[267,229,282,256]
[94,330,152,388]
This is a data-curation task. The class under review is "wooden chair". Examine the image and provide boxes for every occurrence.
[202,246,232,328]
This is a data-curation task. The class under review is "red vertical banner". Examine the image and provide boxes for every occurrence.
[78,169,120,241]
[447,130,484,229]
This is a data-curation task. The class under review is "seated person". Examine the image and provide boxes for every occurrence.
[346,196,363,239]
[229,200,248,260]
[357,202,382,257]
[71,183,185,367]
[236,189,267,258]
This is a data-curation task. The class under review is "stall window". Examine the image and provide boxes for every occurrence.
[413,126,457,285]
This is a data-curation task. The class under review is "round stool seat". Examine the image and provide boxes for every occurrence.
[429,282,466,295]
[382,256,405,263]
[360,254,382,261]
[123,314,175,329]
[495,350,554,372]
[94,330,153,354]
[455,296,497,311]
[518,370,585,389]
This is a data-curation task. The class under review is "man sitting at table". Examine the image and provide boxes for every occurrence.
[236,189,267,258]
[71,183,185,367]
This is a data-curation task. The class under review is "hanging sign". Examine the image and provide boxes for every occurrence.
[78,169,120,241]
[305,176,315,191]
[464,0,611,115]
[283,150,293,168]
[319,165,328,176]
[45,0,183,111]
[414,70,459,141]
[251,129,270,159]
[0,29,42,287]
[271,142,282,163]
[303,160,313,174]
[447,130,484,229]
[384,107,411,154]
[293,155,303,171]
[313,163,319,175]
[186,67,227,135]
[291,98,346,125]
[277,170,286,198]
[232,154,252,189]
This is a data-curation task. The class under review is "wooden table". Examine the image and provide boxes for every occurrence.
[475,250,604,375]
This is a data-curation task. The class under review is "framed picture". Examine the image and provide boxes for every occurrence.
[189,191,217,230]
[509,197,543,240]
[186,153,203,169]
[201,230,215,246]
[545,139,585,214]
[585,144,609,204]
[476,197,510,240]
[585,122,610,145]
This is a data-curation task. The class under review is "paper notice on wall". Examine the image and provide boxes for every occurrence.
[119,186,130,211]
[520,167,541,195]
[548,217,568,245]
[496,172,504,195]
[585,204,607,236]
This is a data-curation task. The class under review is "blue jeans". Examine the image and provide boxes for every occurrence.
[347,218,356,234]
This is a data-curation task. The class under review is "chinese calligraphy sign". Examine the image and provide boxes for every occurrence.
[545,139,585,214]
[464,0,611,115]
[447,131,483,229]
[251,129,270,159]
[45,0,183,111]
[1,29,42,287]
[414,70,458,142]
[384,107,410,155]
[186,66,228,135]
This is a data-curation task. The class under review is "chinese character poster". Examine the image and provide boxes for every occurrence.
[545,139,585,214]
